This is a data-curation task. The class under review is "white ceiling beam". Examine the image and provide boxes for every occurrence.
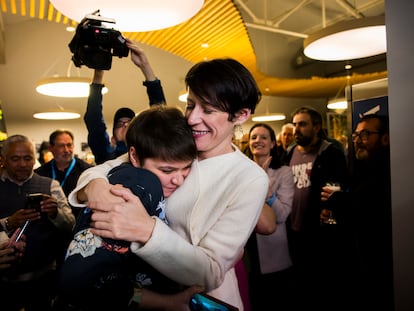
[273,0,312,27]
[234,0,261,23]
[335,0,364,18]
[245,22,308,38]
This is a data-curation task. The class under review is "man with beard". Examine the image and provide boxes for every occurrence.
[322,114,393,310]
[285,106,348,311]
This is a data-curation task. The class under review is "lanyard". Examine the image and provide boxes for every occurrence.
[51,158,76,187]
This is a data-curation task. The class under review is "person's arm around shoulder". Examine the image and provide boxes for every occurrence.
[68,154,128,206]
[88,154,269,292]
[134,162,269,291]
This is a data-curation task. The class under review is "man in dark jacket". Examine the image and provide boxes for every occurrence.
[35,129,92,218]
[285,106,349,311]
[322,114,393,310]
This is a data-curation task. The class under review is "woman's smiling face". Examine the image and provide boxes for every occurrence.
[249,125,275,157]
[185,89,236,160]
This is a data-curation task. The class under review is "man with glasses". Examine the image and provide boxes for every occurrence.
[322,114,393,310]
[84,44,166,165]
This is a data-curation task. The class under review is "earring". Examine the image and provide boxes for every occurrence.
[234,124,244,140]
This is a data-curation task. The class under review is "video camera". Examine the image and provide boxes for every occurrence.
[68,11,129,70]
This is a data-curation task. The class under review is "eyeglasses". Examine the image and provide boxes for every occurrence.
[114,119,131,129]
[351,130,380,142]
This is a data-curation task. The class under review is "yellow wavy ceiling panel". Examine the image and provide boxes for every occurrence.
[1,0,387,98]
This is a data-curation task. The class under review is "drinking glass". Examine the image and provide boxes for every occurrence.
[323,182,340,225]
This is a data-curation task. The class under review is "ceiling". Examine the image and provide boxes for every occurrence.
[0,0,386,125]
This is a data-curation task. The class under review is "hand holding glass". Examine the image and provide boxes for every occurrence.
[323,182,340,225]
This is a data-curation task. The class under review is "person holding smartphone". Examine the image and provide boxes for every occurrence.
[0,135,75,311]
[0,229,26,271]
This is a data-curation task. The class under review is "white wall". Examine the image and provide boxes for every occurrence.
[7,119,89,157]
[386,1,414,310]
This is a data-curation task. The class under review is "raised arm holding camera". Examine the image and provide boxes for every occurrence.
[73,13,167,164]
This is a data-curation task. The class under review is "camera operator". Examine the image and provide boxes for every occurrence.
[84,40,166,164]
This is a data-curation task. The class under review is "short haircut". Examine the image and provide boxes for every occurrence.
[185,58,261,121]
[2,134,34,157]
[291,106,323,137]
[126,105,197,165]
[49,129,74,146]
[112,107,135,135]
[291,106,322,127]
[281,123,295,132]
[359,114,389,134]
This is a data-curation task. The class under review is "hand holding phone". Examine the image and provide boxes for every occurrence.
[26,193,44,213]
[189,293,239,311]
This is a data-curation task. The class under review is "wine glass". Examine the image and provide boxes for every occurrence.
[322,182,340,225]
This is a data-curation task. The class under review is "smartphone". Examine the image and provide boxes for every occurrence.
[189,293,239,311]
[26,193,44,213]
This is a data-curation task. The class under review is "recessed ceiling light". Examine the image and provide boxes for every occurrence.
[33,112,81,120]
[252,114,286,122]
[327,98,348,110]
[66,26,76,32]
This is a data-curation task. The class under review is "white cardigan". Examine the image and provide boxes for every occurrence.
[69,147,268,310]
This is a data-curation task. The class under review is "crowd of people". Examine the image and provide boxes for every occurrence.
[0,39,393,311]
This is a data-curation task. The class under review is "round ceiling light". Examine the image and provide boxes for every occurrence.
[33,112,81,120]
[49,0,205,32]
[304,16,386,61]
[36,77,108,98]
